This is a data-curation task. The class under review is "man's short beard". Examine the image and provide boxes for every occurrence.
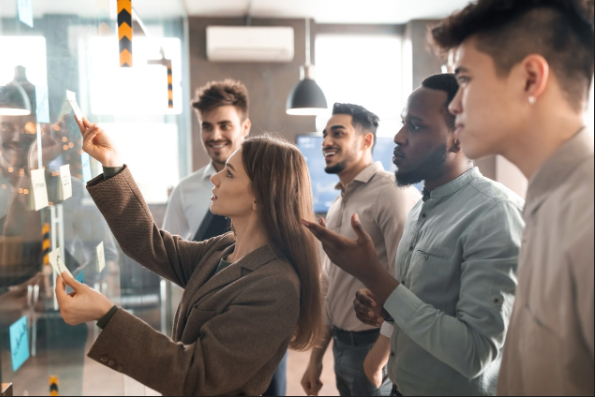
[396,144,448,187]
[325,161,348,175]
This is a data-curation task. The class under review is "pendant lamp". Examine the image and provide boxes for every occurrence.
[286,18,328,116]
[0,81,32,116]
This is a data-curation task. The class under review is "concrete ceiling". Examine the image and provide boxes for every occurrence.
[184,0,473,24]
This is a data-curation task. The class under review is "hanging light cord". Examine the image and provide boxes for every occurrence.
[305,17,312,66]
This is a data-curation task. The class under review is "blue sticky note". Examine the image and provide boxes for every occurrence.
[76,272,85,284]
[9,316,29,372]
[82,153,93,184]
[17,0,34,28]
[35,86,50,123]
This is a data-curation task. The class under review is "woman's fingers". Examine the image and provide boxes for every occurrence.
[61,271,83,293]
[74,115,85,135]
[55,277,69,306]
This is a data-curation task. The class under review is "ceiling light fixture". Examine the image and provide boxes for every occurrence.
[286,18,328,116]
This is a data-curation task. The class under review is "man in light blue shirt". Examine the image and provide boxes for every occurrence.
[303,74,525,396]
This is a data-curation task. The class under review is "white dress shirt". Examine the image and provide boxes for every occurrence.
[163,163,217,240]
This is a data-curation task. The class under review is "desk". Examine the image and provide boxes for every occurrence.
[1,384,13,397]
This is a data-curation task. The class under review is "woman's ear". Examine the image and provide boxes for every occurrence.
[448,134,463,154]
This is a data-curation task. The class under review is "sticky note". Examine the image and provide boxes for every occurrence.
[49,248,73,279]
[82,152,93,184]
[10,316,29,372]
[35,85,50,123]
[30,169,49,211]
[17,0,33,28]
[66,91,84,120]
[76,272,85,284]
[59,164,72,201]
[96,242,106,273]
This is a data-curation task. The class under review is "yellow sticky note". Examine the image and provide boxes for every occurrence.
[59,165,72,201]
[96,242,106,273]
[30,169,49,211]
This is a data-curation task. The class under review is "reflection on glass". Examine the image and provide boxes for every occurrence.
[0,1,189,394]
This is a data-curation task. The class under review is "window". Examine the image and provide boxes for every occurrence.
[315,35,404,136]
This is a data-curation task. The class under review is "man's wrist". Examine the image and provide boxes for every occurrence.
[360,264,401,308]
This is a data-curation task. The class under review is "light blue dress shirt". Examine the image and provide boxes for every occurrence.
[384,168,525,396]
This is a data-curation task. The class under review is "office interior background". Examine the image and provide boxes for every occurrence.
[0,0,593,395]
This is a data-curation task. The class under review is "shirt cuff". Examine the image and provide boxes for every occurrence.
[97,306,119,329]
[103,166,125,180]
[380,322,394,338]
[384,285,425,328]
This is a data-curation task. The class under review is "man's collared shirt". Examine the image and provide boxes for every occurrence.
[325,162,421,334]
[163,163,217,240]
[384,168,525,396]
[498,129,594,396]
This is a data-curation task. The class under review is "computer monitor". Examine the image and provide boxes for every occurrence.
[296,134,419,214]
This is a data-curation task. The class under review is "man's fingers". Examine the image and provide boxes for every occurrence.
[301,219,333,243]
[356,289,377,308]
[351,214,373,244]
[318,217,328,228]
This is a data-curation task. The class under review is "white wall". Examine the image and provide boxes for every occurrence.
[496,156,528,200]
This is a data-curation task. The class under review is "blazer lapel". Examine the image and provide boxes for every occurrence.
[185,244,280,317]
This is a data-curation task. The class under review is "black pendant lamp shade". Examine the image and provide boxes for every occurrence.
[0,81,32,116]
[287,18,328,116]
[286,65,328,116]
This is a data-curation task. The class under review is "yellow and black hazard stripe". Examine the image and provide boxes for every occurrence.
[49,376,59,396]
[167,65,174,109]
[118,0,133,67]
[42,223,51,266]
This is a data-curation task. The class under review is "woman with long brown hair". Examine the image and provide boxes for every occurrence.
[55,117,325,396]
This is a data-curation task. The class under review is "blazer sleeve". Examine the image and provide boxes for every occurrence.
[87,274,300,396]
[86,166,225,289]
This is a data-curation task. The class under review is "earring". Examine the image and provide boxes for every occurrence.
[529,96,537,105]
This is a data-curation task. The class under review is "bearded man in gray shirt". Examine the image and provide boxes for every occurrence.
[303,74,525,396]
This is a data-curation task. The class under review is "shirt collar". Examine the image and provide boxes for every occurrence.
[426,167,481,202]
[525,128,594,220]
[335,162,385,192]
[202,163,217,180]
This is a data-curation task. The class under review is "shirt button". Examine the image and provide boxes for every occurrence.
[108,360,116,368]
[409,246,414,252]
[422,214,427,219]
[390,352,395,357]
[117,366,124,373]
[100,356,108,364]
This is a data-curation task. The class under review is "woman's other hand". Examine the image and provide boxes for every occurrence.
[74,116,123,168]
[55,271,114,326]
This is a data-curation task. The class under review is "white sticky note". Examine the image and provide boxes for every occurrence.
[59,165,72,201]
[17,0,34,28]
[81,153,93,184]
[96,242,106,273]
[49,248,73,279]
[35,86,50,123]
[66,91,84,120]
[30,169,49,211]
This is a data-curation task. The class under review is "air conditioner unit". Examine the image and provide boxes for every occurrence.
[207,26,295,62]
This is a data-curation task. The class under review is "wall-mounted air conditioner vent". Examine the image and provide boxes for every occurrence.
[206,26,295,63]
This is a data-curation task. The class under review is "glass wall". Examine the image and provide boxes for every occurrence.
[0,1,189,395]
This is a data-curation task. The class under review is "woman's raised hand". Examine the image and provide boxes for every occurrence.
[75,116,123,168]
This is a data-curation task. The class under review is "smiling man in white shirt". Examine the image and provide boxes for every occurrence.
[163,80,250,241]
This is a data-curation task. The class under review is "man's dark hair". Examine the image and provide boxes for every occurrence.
[421,74,460,131]
[192,79,249,120]
[332,103,380,148]
[431,0,595,110]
